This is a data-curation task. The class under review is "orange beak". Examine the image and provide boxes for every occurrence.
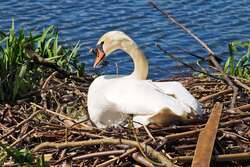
[93,48,105,68]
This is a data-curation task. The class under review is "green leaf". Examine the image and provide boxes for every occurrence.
[12,64,27,100]
[41,25,54,43]
[53,33,58,57]
[43,37,54,57]
[9,19,15,43]
[68,41,80,61]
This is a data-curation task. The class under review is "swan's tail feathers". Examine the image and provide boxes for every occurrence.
[133,104,204,127]
[148,107,184,126]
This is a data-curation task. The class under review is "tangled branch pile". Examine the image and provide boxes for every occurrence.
[0,74,250,166]
[1,1,250,167]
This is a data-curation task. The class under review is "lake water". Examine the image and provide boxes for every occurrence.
[1,0,250,79]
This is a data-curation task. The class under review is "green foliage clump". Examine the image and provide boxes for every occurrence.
[0,20,84,103]
[224,41,250,80]
[0,144,48,167]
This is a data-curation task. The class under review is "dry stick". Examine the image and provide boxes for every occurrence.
[31,103,90,128]
[156,128,202,151]
[143,125,156,142]
[25,47,93,83]
[149,1,214,55]
[72,150,126,161]
[234,103,250,111]
[156,44,223,81]
[160,113,250,141]
[220,117,250,128]
[199,88,233,102]
[0,110,41,140]
[33,139,177,167]
[150,0,238,109]
[31,103,75,121]
[96,147,138,167]
[233,77,250,91]
[10,129,35,147]
[174,152,250,163]
[164,129,201,141]
[174,46,207,61]
[41,72,57,108]
[191,102,223,167]
[132,152,154,167]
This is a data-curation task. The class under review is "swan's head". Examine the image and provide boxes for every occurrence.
[92,31,132,67]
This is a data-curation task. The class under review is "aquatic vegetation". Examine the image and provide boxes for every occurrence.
[0,20,84,103]
[224,41,250,80]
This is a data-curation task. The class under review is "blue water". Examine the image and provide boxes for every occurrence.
[1,0,250,79]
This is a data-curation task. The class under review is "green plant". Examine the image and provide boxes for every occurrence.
[0,20,84,103]
[224,41,250,80]
[0,144,49,167]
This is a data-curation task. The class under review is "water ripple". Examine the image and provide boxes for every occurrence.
[0,0,250,79]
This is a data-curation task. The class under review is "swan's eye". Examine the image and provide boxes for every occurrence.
[96,42,104,53]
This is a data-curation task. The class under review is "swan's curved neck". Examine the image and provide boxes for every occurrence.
[120,40,148,80]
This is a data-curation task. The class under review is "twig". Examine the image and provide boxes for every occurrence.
[220,117,250,128]
[150,0,238,109]
[219,129,249,142]
[234,104,250,111]
[199,88,233,102]
[143,125,156,142]
[174,46,206,61]
[132,152,154,167]
[149,0,214,55]
[31,103,90,128]
[156,44,223,81]
[0,110,41,140]
[156,129,202,151]
[31,103,74,121]
[10,129,35,147]
[72,150,126,161]
[25,46,93,83]
[42,71,57,89]
[96,147,137,167]
[41,72,57,108]
[164,129,202,141]
[191,102,223,167]
[232,77,250,91]
[174,152,250,162]
[33,138,177,167]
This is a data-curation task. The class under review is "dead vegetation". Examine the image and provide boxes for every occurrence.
[1,1,250,166]
[0,74,250,166]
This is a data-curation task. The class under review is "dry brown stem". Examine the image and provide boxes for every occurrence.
[174,152,250,163]
[150,0,239,109]
[0,109,41,140]
[199,88,233,102]
[33,138,177,167]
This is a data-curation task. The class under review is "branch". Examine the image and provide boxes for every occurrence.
[150,1,238,108]
[174,152,250,163]
[149,0,215,55]
[31,103,91,128]
[199,88,233,103]
[156,44,224,81]
[25,46,93,83]
[33,138,178,167]
[0,110,41,140]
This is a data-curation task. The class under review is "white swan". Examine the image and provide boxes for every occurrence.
[88,31,202,128]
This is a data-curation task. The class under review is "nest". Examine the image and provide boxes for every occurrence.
[0,73,249,167]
